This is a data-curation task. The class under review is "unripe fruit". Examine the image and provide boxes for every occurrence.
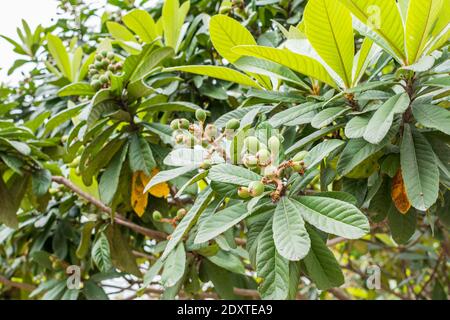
[264,165,278,178]
[91,80,101,90]
[248,181,265,197]
[95,54,103,61]
[292,161,304,172]
[244,136,259,153]
[152,211,162,221]
[99,75,109,84]
[115,62,123,70]
[200,159,212,170]
[195,109,207,122]
[204,124,218,140]
[69,156,81,168]
[243,154,258,168]
[177,208,187,219]
[226,118,240,130]
[94,61,103,69]
[238,187,251,199]
[101,50,108,58]
[256,149,271,167]
[170,119,180,130]
[293,151,309,162]
[179,118,190,130]
[175,134,184,144]
[107,52,115,60]
[108,64,115,72]
[268,136,280,153]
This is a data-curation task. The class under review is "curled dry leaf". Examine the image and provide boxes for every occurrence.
[391,169,411,214]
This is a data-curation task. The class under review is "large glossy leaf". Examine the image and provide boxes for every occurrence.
[107,21,136,42]
[99,144,128,205]
[128,134,156,175]
[400,124,439,211]
[293,196,370,238]
[47,34,72,80]
[122,9,158,43]
[311,106,350,128]
[232,45,337,88]
[269,102,322,128]
[345,115,370,139]
[337,122,399,176]
[162,0,190,52]
[92,233,113,273]
[286,125,344,154]
[387,204,417,244]
[303,139,345,169]
[195,203,248,244]
[304,0,354,87]
[161,244,186,287]
[412,104,450,135]
[208,164,262,186]
[273,197,310,261]
[338,0,406,63]
[256,217,290,300]
[160,187,213,260]
[144,165,198,193]
[164,66,261,88]
[363,93,410,144]
[303,225,345,290]
[58,82,95,97]
[405,0,444,64]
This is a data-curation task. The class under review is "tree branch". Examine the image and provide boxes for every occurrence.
[0,275,36,292]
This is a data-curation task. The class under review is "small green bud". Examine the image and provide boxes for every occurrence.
[101,50,108,58]
[170,119,180,130]
[108,64,116,72]
[204,124,218,140]
[263,165,278,178]
[94,61,103,69]
[268,136,280,153]
[292,161,304,172]
[226,118,240,130]
[243,154,258,168]
[152,211,162,221]
[177,208,187,219]
[238,187,251,199]
[195,109,207,122]
[179,118,190,130]
[115,62,123,70]
[244,136,260,154]
[99,75,109,84]
[95,54,103,61]
[256,149,271,167]
[200,159,212,170]
[107,52,115,60]
[91,80,101,90]
[293,151,308,162]
[248,181,265,197]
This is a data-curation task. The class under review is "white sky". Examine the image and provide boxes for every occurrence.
[0,0,59,82]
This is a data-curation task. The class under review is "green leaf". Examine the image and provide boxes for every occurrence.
[273,197,310,261]
[44,104,84,135]
[106,225,141,277]
[311,106,350,128]
[293,196,370,238]
[83,280,109,300]
[0,174,29,229]
[405,0,444,64]
[161,243,186,287]
[107,21,137,42]
[58,82,95,97]
[215,105,275,128]
[400,124,439,211]
[256,217,289,300]
[47,34,72,80]
[32,169,52,197]
[205,250,246,275]
[144,165,198,193]
[269,102,322,128]
[195,203,248,244]
[92,233,113,273]
[128,134,156,175]
[337,122,399,176]
[338,0,406,63]
[303,139,345,168]
[129,47,174,83]
[363,93,410,144]
[164,65,262,88]
[210,14,257,63]
[232,45,337,88]
[122,9,157,43]
[209,164,262,186]
[138,101,202,114]
[161,187,214,260]
[286,125,344,154]
[162,0,190,52]
[303,225,345,290]
[99,143,128,205]
[304,0,354,87]
[387,204,417,244]
[142,259,164,288]
[412,104,450,135]
[345,115,370,138]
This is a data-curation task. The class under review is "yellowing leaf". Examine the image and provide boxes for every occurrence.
[132,169,170,217]
[391,169,411,214]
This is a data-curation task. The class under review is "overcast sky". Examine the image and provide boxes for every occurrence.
[0,0,58,82]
